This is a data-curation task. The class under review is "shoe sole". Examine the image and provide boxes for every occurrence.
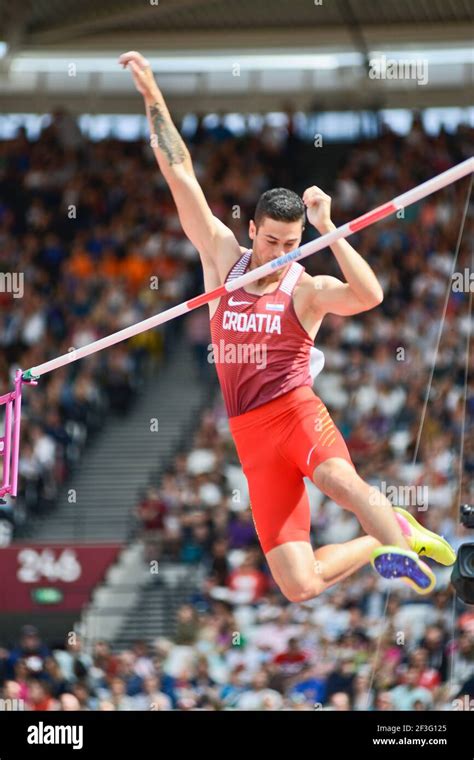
[371,546,435,595]
[394,507,456,566]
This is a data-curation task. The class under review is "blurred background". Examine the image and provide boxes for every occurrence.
[0,0,473,712]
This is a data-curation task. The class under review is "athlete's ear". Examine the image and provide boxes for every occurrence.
[249,219,256,240]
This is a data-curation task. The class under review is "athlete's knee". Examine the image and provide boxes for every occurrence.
[277,576,324,603]
[285,587,318,603]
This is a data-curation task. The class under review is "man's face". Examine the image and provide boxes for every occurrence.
[249,216,304,281]
[405,667,419,686]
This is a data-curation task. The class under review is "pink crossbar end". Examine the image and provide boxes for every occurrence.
[349,202,398,233]
[0,369,24,498]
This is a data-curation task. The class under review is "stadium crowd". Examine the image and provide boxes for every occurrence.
[0,109,473,709]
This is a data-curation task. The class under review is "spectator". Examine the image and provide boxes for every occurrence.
[5,626,50,680]
[227,551,269,604]
[38,656,70,698]
[389,666,434,710]
[328,691,351,711]
[26,680,58,711]
[273,638,309,677]
[174,605,200,646]
[373,691,393,711]
[289,664,326,707]
[105,677,136,711]
[135,486,167,563]
[132,675,172,711]
[227,509,258,550]
[59,693,82,711]
[235,671,283,710]
[53,635,92,685]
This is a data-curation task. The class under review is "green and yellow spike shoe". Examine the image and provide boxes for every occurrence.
[371,546,436,595]
[394,507,456,566]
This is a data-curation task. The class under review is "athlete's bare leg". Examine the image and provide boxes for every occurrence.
[266,536,380,603]
[312,457,411,549]
[266,457,411,603]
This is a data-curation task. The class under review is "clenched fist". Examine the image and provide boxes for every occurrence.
[302,186,333,234]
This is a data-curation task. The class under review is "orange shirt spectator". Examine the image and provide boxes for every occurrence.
[99,249,121,280]
[67,248,94,279]
[120,251,152,295]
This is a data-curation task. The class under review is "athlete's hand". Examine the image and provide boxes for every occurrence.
[119,51,159,101]
[302,186,334,234]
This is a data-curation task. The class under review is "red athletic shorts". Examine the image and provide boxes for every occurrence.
[228,386,354,554]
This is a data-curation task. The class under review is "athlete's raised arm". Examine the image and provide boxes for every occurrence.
[302,185,384,317]
[119,51,240,268]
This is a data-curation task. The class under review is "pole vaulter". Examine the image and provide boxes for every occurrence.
[0,156,472,500]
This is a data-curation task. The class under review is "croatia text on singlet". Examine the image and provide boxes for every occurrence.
[210,250,324,417]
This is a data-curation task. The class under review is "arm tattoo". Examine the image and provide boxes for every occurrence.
[149,103,186,166]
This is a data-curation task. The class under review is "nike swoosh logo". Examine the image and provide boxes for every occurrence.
[228,296,253,306]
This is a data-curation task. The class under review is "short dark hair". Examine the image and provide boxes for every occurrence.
[254,187,305,229]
